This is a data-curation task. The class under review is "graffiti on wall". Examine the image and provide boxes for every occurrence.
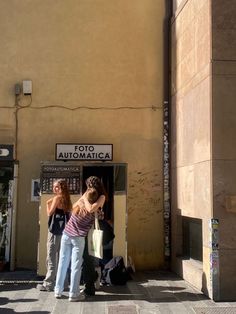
[163,101,170,258]
[128,169,162,220]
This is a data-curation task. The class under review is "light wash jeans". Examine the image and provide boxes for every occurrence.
[54,233,85,298]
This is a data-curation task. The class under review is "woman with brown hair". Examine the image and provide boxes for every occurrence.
[80,176,107,296]
[38,179,72,292]
[54,186,105,301]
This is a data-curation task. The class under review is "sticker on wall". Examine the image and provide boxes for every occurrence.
[209,218,220,299]
[209,218,219,249]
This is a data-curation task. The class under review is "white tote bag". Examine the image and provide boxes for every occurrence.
[88,213,103,259]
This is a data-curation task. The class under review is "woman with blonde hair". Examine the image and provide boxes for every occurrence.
[38,179,72,292]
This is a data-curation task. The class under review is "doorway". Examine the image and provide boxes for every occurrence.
[83,165,114,264]
[82,163,127,264]
[82,165,114,221]
[0,162,14,270]
[38,161,128,274]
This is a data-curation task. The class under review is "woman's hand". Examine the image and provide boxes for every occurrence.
[97,208,104,220]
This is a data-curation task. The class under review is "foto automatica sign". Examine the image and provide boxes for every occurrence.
[56,143,113,161]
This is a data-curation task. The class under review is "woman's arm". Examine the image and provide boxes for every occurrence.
[47,195,60,216]
[72,194,105,213]
[82,194,105,213]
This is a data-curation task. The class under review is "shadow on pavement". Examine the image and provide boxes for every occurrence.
[0,309,50,314]
[0,283,37,292]
[0,270,209,304]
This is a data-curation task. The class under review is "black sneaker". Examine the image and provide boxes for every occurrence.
[83,288,95,297]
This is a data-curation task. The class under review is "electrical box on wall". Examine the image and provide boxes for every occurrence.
[23,80,32,95]
[14,84,21,95]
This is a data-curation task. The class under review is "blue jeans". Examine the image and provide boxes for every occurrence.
[55,233,85,298]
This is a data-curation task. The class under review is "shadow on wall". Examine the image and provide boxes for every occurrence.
[202,271,209,297]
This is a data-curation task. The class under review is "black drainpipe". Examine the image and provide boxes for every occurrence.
[163,0,172,269]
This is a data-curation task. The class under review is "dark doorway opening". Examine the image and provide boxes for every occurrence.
[83,165,114,265]
[182,216,203,261]
[0,162,14,269]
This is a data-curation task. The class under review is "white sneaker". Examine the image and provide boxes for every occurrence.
[69,293,85,302]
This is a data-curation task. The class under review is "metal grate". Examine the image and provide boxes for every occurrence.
[193,307,236,314]
[0,280,41,284]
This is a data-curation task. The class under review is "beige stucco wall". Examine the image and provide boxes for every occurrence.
[172,0,236,301]
[171,0,213,297]
[0,1,165,270]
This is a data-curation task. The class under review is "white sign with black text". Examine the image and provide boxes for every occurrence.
[56,144,113,161]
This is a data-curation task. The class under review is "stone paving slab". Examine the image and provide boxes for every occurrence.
[0,271,236,313]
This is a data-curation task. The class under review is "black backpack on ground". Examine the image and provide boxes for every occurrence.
[102,256,131,285]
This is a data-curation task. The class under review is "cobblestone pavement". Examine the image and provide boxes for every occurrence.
[1,270,236,313]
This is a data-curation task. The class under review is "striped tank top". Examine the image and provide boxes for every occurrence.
[64,211,95,237]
